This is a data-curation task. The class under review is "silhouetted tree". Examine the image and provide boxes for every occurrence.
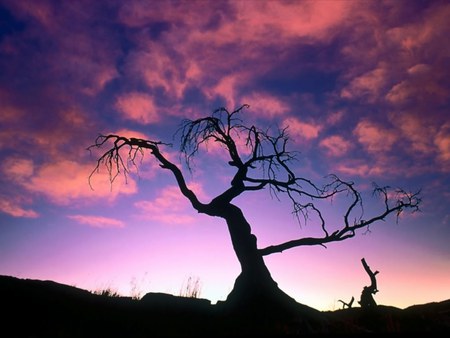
[338,296,354,309]
[358,258,379,308]
[88,105,421,311]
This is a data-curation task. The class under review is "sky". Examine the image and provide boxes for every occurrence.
[0,0,449,311]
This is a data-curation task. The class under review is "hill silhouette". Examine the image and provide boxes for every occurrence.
[1,275,449,337]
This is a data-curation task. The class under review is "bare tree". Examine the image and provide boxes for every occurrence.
[338,296,354,309]
[88,105,421,311]
[358,258,379,308]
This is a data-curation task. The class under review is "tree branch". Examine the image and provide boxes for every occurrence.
[259,187,420,256]
[90,106,422,259]
[361,257,379,294]
[88,134,207,213]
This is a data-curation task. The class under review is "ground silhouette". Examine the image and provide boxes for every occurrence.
[2,275,449,337]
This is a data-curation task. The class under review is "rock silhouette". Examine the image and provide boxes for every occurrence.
[2,275,449,337]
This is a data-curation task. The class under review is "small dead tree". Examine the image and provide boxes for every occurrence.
[358,258,379,308]
[338,296,354,309]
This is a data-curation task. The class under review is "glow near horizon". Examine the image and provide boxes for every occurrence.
[0,0,449,311]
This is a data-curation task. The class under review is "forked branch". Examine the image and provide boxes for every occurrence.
[87,134,205,212]
[259,186,421,256]
[87,134,166,186]
[89,106,422,259]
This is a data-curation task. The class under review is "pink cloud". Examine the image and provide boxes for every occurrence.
[68,214,125,229]
[2,157,34,179]
[134,183,208,225]
[264,1,353,39]
[344,26,449,176]
[335,162,371,178]
[243,93,289,119]
[0,109,95,170]
[5,1,120,96]
[115,92,159,124]
[333,149,436,179]
[435,123,450,171]
[0,92,24,123]
[338,2,450,117]
[391,112,436,155]
[5,1,55,30]
[118,0,356,109]
[3,158,137,205]
[111,129,151,140]
[103,128,180,180]
[386,63,448,106]
[326,111,345,125]
[0,195,38,218]
[335,159,392,179]
[282,117,321,141]
[201,1,355,44]
[50,29,119,96]
[320,135,353,157]
[126,49,191,100]
[353,120,397,153]
[204,74,240,109]
[386,3,450,55]
[119,1,354,42]
[382,112,450,173]
[60,107,90,127]
[340,65,388,103]
[142,58,186,98]
[118,1,177,28]
[79,65,118,97]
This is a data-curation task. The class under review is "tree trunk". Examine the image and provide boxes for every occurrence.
[358,258,379,308]
[216,203,300,313]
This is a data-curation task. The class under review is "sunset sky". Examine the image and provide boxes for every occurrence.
[1,0,449,311]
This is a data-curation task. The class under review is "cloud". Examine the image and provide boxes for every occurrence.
[134,183,208,225]
[335,162,371,178]
[282,117,321,141]
[332,2,450,180]
[126,49,190,99]
[386,3,450,56]
[354,120,397,153]
[107,128,179,180]
[391,112,436,155]
[68,214,125,229]
[209,0,355,43]
[334,157,400,179]
[2,158,137,205]
[110,129,151,141]
[338,2,450,114]
[204,74,242,109]
[326,111,345,126]
[4,0,55,29]
[320,135,353,157]
[243,93,289,119]
[119,0,354,42]
[3,1,120,96]
[1,0,448,221]
[0,195,38,218]
[116,0,356,109]
[386,64,448,106]
[115,92,159,124]
[2,157,34,179]
[0,93,24,124]
[435,123,450,171]
[340,65,388,103]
